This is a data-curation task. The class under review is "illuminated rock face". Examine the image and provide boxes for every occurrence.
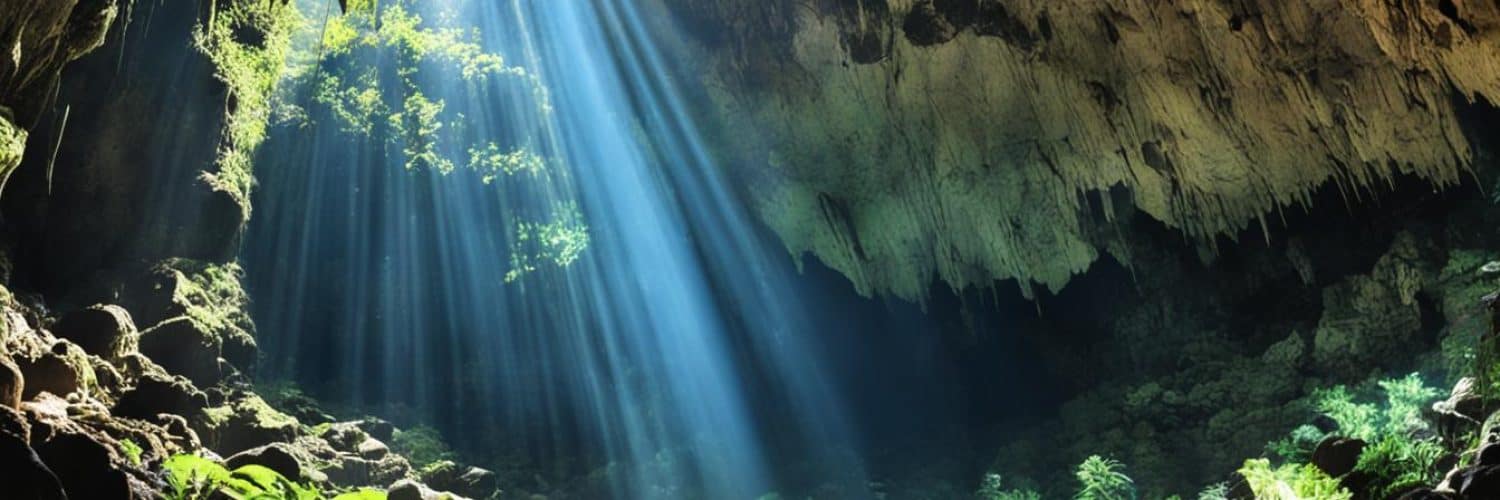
[666,0,1500,301]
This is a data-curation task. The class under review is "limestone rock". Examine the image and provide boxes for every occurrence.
[15,341,94,400]
[659,0,1500,300]
[196,392,300,456]
[423,460,499,500]
[325,452,413,489]
[1310,437,1365,478]
[0,428,66,500]
[112,371,209,420]
[358,436,390,460]
[139,317,222,387]
[21,394,142,499]
[387,478,470,500]
[51,305,138,363]
[1,354,22,408]
[226,443,304,482]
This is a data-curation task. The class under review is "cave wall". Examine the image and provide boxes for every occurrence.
[0,0,117,213]
[1,0,267,301]
[661,0,1500,301]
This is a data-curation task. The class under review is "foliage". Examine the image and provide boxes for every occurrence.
[166,259,255,338]
[1311,386,1379,440]
[1378,373,1444,432]
[1267,425,1326,463]
[505,202,591,283]
[1261,374,1446,498]
[1195,482,1228,500]
[120,438,144,467]
[389,426,456,469]
[468,142,546,183]
[164,454,315,500]
[1073,456,1135,500]
[1353,434,1446,499]
[977,473,1041,500]
[163,454,386,500]
[196,0,302,210]
[390,91,453,174]
[1237,459,1351,500]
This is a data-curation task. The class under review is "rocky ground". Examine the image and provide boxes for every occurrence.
[0,260,505,500]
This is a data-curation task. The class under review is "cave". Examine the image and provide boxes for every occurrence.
[2,0,1500,499]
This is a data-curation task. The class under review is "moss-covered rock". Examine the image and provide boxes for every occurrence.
[195,391,300,456]
[138,317,223,388]
[0,112,25,199]
[51,305,139,364]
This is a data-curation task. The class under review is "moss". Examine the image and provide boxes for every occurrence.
[388,426,455,469]
[1237,459,1350,500]
[0,112,25,198]
[195,0,303,214]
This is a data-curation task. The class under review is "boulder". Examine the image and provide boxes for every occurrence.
[1480,442,1500,467]
[1434,378,1485,439]
[358,436,390,460]
[139,317,222,387]
[387,479,426,500]
[325,452,413,489]
[320,421,372,452]
[118,267,190,329]
[420,460,497,498]
[113,371,208,420]
[51,305,138,363]
[357,417,395,441]
[1455,465,1500,499]
[196,392,300,456]
[221,330,258,372]
[387,478,470,500]
[15,341,92,399]
[1311,437,1365,478]
[22,394,136,499]
[151,413,202,450]
[0,429,66,500]
[226,443,303,482]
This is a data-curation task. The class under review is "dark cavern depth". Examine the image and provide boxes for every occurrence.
[4,0,1500,499]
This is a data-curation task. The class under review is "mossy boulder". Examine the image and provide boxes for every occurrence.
[112,371,208,420]
[226,442,305,482]
[14,341,96,400]
[139,317,222,387]
[51,305,138,364]
[196,392,300,456]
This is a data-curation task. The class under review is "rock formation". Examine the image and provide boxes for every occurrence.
[660,0,1500,301]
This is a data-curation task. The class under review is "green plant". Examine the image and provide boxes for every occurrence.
[162,453,385,500]
[1353,433,1446,499]
[977,473,1041,500]
[389,426,455,469]
[120,438,144,467]
[1311,386,1378,440]
[1237,459,1351,500]
[1267,425,1326,463]
[1379,373,1444,433]
[1196,482,1228,500]
[1073,455,1135,500]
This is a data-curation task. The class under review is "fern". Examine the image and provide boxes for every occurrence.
[977,473,1042,500]
[1237,459,1351,500]
[1311,386,1378,440]
[1074,456,1135,500]
[160,453,369,500]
